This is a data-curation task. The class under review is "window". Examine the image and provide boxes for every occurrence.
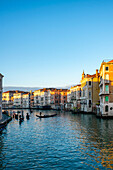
[105,96,109,102]
[89,81,91,86]
[89,91,91,98]
[105,105,108,112]
[105,74,109,80]
[105,85,109,92]
[80,90,81,97]
[83,90,85,97]
[89,100,91,108]
[41,97,43,101]
[105,67,109,71]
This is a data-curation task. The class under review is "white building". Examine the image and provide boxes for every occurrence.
[13,91,27,108]
[22,93,30,108]
[34,89,51,107]
[67,85,81,110]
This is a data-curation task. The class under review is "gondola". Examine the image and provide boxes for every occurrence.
[36,113,57,118]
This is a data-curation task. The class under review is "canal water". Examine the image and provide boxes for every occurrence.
[0,110,113,170]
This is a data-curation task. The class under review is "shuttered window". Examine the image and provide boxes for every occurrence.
[105,96,109,102]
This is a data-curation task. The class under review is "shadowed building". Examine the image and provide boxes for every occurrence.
[0,73,3,120]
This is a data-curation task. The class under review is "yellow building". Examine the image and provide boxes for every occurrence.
[99,59,113,116]
[80,70,100,113]
[13,91,27,107]
[22,93,30,108]
[34,88,53,107]
[2,91,16,108]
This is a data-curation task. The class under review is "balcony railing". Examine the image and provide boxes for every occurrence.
[99,80,109,87]
[99,81,103,87]
[99,91,109,96]
[104,80,109,84]
[71,96,76,100]
[80,96,87,100]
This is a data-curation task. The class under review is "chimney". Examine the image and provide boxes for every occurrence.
[96,69,98,77]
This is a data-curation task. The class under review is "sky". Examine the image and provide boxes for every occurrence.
[0,0,113,88]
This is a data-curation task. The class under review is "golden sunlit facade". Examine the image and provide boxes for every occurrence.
[2,91,16,108]
[22,93,30,108]
[80,70,100,112]
[70,84,81,109]
[34,88,68,109]
[13,91,27,107]
[99,59,113,116]
[34,88,52,107]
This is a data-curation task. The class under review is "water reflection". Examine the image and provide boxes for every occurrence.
[0,110,113,169]
[69,114,113,169]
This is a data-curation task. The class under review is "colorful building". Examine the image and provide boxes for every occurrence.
[80,70,100,113]
[13,91,28,108]
[34,88,68,109]
[66,85,81,111]
[99,59,113,116]
[34,88,55,107]
[2,91,16,108]
[22,93,30,108]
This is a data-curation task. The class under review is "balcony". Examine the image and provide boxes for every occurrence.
[71,96,76,100]
[80,96,87,100]
[99,81,103,87]
[104,80,109,84]
[99,90,109,96]
[99,79,109,87]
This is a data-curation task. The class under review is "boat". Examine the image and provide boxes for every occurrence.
[19,114,24,123]
[0,122,7,132]
[36,113,57,118]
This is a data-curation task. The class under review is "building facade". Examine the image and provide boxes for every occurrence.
[80,70,100,113]
[2,91,16,108]
[66,85,81,111]
[22,93,30,108]
[99,60,113,116]
[34,88,53,107]
[13,91,28,108]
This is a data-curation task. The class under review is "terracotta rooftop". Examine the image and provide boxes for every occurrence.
[3,90,16,93]
[108,59,113,63]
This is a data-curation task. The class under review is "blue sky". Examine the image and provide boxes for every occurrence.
[0,0,113,87]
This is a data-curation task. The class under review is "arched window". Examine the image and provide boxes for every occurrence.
[105,105,108,112]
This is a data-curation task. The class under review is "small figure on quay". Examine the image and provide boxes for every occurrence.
[26,113,30,120]
[40,112,42,116]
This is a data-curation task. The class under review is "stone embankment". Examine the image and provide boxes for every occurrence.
[0,113,12,132]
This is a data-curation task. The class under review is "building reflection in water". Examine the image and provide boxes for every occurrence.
[68,113,113,169]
